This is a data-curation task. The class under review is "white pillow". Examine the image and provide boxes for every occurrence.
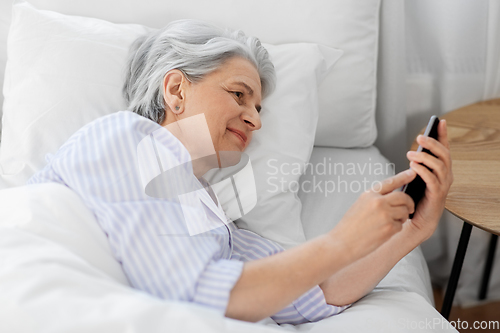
[235,43,340,248]
[299,146,394,240]
[0,0,381,148]
[0,1,342,248]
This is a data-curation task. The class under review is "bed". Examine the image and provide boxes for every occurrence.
[0,0,458,332]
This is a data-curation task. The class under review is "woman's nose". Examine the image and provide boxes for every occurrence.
[242,107,262,131]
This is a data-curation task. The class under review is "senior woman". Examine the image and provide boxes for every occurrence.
[27,20,453,324]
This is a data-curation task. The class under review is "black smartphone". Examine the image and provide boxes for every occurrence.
[401,115,440,218]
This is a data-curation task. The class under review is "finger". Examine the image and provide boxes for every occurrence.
[406,151,446,185]
[416,134,451,170]
[378,169,417,195]
[438,119,450,149]
[385,191,415,214]
[391,205,411,222]
[409,160,439,192]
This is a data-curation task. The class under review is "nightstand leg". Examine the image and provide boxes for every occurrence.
[478,234,498,300]
[441,221,472,320]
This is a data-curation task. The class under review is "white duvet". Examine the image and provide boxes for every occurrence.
[0,183,457,332]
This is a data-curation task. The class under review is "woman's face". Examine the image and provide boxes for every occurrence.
[162,56,262,153]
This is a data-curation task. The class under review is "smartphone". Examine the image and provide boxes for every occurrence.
[401,115,440,218]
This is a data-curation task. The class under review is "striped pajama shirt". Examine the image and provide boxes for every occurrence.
[27,111,349,324]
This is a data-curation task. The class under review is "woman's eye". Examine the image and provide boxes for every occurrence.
[233,91,243,99]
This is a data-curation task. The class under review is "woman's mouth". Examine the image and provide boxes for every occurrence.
[227,128,247,146]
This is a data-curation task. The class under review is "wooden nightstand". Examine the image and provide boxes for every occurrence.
[410,99,500,320]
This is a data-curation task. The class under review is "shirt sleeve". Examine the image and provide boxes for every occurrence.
[27,111,244,315]
[271,286,351,325]
[192,259,243,311]
[230,228,351,325]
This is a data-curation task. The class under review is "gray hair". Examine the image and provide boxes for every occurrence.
[123,19,276,124]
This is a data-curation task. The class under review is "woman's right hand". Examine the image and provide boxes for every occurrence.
[328,169,417,262]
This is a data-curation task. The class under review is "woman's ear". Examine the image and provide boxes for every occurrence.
[163,69,188,114]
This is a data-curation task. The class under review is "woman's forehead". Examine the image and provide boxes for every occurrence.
[216,58,262,95]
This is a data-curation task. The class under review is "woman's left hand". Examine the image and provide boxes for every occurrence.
[404,119,454,242]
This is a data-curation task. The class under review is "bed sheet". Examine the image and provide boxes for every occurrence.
[0,182,455,332]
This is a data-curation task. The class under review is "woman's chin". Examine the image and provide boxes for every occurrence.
[216,150,244,167]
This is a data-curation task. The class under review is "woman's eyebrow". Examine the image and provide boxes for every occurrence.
[232,82,254,96]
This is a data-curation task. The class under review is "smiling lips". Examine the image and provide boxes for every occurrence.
[227,127,247,145]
